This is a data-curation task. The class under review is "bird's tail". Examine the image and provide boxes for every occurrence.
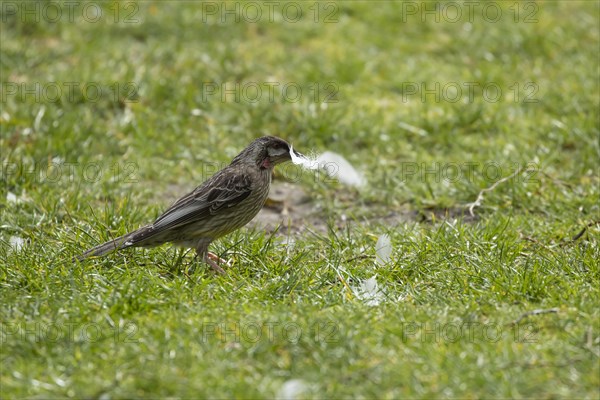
[75,231,137,261]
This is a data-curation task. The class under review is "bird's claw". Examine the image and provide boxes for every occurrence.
[205,251,231,274]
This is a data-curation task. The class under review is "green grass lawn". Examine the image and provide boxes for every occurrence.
[1,1,599,398]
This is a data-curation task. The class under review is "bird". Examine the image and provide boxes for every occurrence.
[76,136,300,273]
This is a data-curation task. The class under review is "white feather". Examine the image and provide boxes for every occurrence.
[375,234,392,266]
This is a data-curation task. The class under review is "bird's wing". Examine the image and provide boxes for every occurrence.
[150,170,253,233]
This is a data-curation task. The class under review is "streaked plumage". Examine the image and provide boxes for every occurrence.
[77,136,299,272]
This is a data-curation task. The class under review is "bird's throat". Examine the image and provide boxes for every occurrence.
[260,158,272,169]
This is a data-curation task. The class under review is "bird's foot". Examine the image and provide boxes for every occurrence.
[205,251,230,274]
[207,251,229,265]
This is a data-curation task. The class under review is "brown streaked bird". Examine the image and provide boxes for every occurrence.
[77,136,300,273]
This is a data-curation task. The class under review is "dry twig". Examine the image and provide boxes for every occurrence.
[510,308,559,326]
[466,165,535,217]
[566,220,600,244]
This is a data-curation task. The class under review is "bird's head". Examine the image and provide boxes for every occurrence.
[231,136,301,170]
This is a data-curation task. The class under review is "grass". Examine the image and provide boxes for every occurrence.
[1,0,599,398]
